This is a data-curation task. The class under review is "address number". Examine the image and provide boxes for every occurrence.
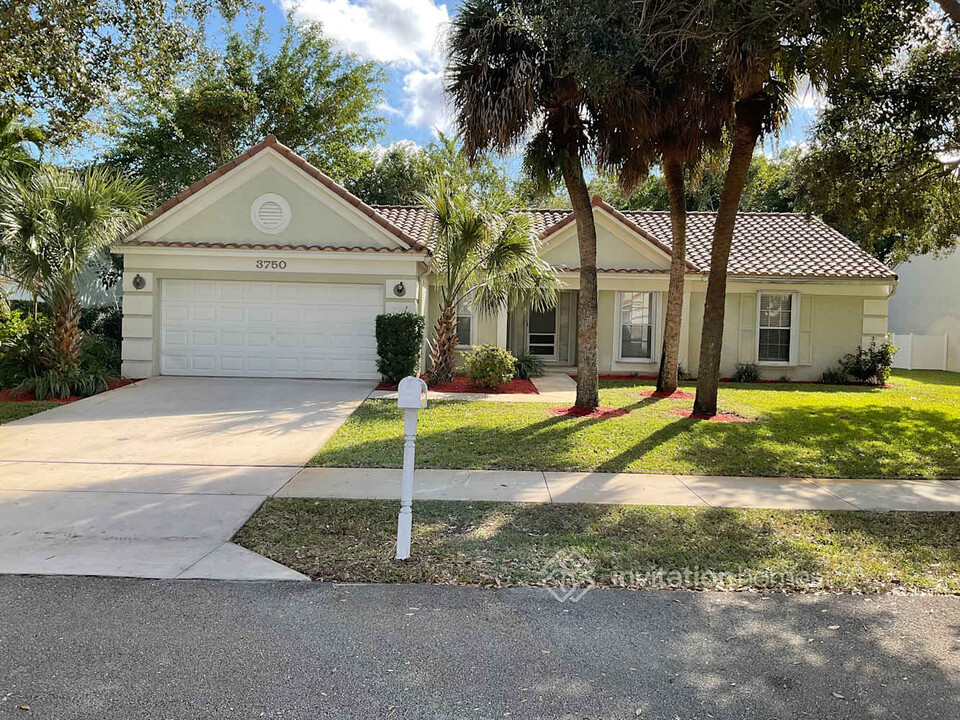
[255,259,287,270]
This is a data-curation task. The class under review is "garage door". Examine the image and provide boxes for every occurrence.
[161,280,383,379]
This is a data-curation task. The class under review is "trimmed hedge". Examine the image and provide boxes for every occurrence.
[375,312,425,383]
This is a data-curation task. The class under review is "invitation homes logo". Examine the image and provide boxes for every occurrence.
[539,553,823,601]
[539,550,596,603]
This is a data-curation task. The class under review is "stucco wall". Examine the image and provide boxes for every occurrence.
[119,250,421,378]
[890,249,960,373]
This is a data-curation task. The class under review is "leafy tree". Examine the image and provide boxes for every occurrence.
[421,177,558,384]
[793,34,960,263]
[346,133,511,206]
[106,13,385,199]
[0,166,151,381]
[1,0,248,141]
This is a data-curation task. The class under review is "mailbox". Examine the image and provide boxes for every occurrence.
[397,376,428,409]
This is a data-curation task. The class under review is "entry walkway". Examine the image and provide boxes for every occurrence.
[279,467,960,512]
[368,372,578,404]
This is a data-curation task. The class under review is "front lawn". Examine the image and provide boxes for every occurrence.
[0,400,59,425]
[312,370,960,478]
[236,498,960,593]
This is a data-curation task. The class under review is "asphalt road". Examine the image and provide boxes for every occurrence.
[1,577,958,719]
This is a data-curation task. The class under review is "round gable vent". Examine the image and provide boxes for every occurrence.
[250,193,291,234]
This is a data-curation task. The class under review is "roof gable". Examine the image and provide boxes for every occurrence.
[123,136,426,253]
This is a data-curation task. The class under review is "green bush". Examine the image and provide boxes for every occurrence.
[25,365,108,400]
[820,366,849,385]
[514,351,545,380]
[839,336,898,386]
[81,305,122,342]
[731,362,761,383]
[375,312,425,384]
[463,345,517,389]
[0,307,48,388]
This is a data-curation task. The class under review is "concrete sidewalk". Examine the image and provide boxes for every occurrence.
[278,467,960,511]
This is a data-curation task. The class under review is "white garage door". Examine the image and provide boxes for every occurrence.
[161,279,382,379]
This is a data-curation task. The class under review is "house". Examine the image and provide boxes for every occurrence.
[114,136,897,382]
[889,248,959,372]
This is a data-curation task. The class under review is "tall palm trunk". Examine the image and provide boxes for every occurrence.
[427,302,459,384]
[49,282,83,367]
[656,153,687,395]
[560,152,600,409]
[692,89,772,417]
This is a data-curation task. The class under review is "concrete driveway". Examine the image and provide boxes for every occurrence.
[0,377,373,579]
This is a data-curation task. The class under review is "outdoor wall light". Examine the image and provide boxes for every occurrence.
[132,274,146,290]
[393,281,406,297]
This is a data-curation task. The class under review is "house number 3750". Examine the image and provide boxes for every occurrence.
[255,259,287,270]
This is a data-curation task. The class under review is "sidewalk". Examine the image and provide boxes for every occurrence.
[278,467,960,512]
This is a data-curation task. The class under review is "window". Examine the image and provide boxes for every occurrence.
[757,293,797,364]
[618,292,655,361]
[455,297,472,346]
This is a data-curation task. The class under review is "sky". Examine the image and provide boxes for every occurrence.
[261,0,822,154]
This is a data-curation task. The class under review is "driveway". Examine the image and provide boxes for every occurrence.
[0,377,373,579]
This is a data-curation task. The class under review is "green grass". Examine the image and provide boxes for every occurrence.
[0,400,58,425]
[312,370,960,478]
[236,498,960,593]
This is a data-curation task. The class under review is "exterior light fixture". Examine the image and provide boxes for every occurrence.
[393,281,406,297]
[132,274,146,290]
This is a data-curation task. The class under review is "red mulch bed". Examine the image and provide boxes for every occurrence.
[375,376,538,394]
[0,378,139,404]
[549,405,628,419]
[669,407,755,423]
[638,389,695,400]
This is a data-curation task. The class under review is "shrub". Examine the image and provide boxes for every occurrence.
[81,305,122,342]
[25,365,108,400]
[731,362,761,383]
[375,312,425,384]
[839,337,898,386]
[514,351,545,380]
[820,366,849,385]
[463,345,517,388]
[0,308,48,387]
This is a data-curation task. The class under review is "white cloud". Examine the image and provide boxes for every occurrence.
[403,69,452,132]
[282,0,452,132]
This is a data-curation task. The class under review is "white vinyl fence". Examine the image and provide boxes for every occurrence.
[892,333,949,371]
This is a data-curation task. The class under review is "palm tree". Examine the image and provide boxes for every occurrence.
[446,0,603,408]
[422,176,559,384]
[0,165,151,368]
[0,115,43,177]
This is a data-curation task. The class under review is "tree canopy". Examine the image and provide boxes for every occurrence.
[346,133,511,206]
[105,13,386,200]
[1,0,249,141]
[793,27,960,263]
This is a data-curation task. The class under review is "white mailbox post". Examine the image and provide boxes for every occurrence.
[395,376,428,560]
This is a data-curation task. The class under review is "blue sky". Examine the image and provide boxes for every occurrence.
[256,0,819,154]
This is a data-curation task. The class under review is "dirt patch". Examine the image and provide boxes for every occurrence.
[669,407,755,423]
[638,389,695,400]
[548,405,628,419]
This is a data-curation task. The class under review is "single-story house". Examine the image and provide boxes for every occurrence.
[115,136,897,382]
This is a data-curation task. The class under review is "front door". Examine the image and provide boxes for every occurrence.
[528,307,558,361]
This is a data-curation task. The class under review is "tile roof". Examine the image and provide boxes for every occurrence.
[123,137,893,280]
[372,204,897,280]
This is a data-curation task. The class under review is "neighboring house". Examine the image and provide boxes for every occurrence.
[114,136,896,382]
[889,248,959,372]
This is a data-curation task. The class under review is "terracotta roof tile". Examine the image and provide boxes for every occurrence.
[370,206,896,280]
[122,240,421,254]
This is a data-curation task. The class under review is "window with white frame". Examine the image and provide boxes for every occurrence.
[455,297,472,346]
[618,291,655,361]
[757,292,797,364]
